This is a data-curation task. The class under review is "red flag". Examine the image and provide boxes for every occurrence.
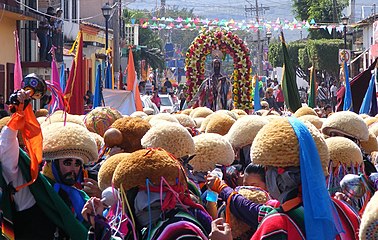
[64,31,85,115]
[126,47,143,111]
[118,67,124,90]
[14,30,22,90]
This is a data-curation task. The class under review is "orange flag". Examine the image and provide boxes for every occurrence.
[126,47,143,111]
[7,104,43,191]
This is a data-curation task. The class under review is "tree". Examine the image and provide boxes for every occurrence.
[268,39,307,78]
[123,9,165,76]
[305,39,344,78]
[292,0,349,39]
[268,38,344,81]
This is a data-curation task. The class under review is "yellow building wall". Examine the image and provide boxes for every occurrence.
[0,16,17,95]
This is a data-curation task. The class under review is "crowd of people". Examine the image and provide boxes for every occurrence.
[2,73,378,239]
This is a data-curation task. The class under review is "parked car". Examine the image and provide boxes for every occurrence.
[140,95,160,115]
[159,94,176,113]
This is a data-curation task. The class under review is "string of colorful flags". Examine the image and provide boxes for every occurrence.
[129,17,348,33]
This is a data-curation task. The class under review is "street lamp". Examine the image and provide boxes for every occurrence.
[101,2,112,51]
[266,31,272,46]
[341,16,349,50]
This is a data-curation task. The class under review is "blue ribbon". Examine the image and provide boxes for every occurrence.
[51,163,86,222]
[343,61,353,111]
[287,117,344,240]
[254,79,261,111]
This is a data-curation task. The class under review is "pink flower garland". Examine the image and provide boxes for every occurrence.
[185,29,252,110]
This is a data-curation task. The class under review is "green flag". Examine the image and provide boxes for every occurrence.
[308,66,316,108]
[281,32,302,112]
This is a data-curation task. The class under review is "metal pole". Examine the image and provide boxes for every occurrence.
[113,0,120,83]
[105,18,109,51]
[343,25,347,50]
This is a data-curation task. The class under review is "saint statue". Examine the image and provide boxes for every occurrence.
[189,56,232,111]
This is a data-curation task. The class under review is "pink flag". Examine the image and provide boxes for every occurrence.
[47,48,65,112]
[50,49,62,92]
[14,31,22,90]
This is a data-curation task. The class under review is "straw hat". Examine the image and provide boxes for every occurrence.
[205,113,236,136]
[325,137,363,167]
[225,115,268,149]
[42,122,98,164]
[191,133,234,172]
[369,124,378,138]
[181,108,193,115]
[130,111,148,118]
[230,187,269,238]
[89,132,104,152]
[359,191,378,240]
[255,109,268,116]
[143,107,155,115]
[41,110,85,128]
[231,109,248,117]
[260,101,269,109]
[141,122,195,158]
[364,117,378,127]
[251,118,329,173]
[190,107,213,118]
[112,148,185,190]
[359,114,370,119]
[98,153,130,191]
[298,115,323,129]
[263,115,281,122]
[322,111,369,141]
[360,130,378,154]
[83,107,123,137]
[0,116,10,132]
[148,113,179,126]
[34,109,49,118]
[294,106,318,118]
[37,116,46,124]
[199,114,214,132]
[193,117,205,129]
[173,114,196,128]
[103,117,151,153]
[215,110,239,120]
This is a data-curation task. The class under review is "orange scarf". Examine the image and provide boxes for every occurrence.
[7,103,43,191]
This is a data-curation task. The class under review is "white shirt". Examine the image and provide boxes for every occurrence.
[330,85,338,98]
[0,127,36,211]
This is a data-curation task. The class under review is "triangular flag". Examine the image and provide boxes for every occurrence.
[14,30,22,90]
[126,47,143,111]
[359,74,375,114]
[307,66,317,108]
[281,32,301,112]
[64,31,85,115]
[93,64,102,108]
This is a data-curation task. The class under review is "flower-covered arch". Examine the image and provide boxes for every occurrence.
[185,28,252,110]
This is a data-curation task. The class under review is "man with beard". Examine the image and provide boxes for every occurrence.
[0,89,93,239]
[40,120,100,233]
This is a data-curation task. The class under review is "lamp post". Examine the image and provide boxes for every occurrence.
[341,16,349,50]
[266,31,272,46]
[101,2,112,51]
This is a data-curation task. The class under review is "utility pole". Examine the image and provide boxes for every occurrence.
[112,0,121,87]
[245,0,269,76]
[161,0,166,16]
